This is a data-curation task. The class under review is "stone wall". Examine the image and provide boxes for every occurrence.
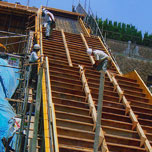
[113,54,152,83]
[106,39,152,84]
[106,39,152,60]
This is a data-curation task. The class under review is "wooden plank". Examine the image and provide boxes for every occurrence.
[124,70,152,102]
[144,139,152,152]
[0,1,37,13]
[116,85,123,102]
[46,57,59,152]
[94,71,105,152]
[79,18,90,37]
[111,76,118,91]
[136,123,147,147]
[122,96,131,115]
[42,63,51,152]
[5,98,23,103]
[43,6,84,18]
[129,109,138,130]
[80,33,95,65]
[79,65,109,152]
[61,29,73,67]
[106,71,152,151]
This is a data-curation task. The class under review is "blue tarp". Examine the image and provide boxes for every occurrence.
[0,58,20,151]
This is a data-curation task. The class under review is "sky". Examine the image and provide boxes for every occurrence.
[7,0,152,35]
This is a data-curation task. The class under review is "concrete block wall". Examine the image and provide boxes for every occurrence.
[105,39,152,84]
[113,54,152,83]
[106,39,152,60]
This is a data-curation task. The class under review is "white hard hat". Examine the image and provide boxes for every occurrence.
[34,44,40,50]
[87,48,92,55]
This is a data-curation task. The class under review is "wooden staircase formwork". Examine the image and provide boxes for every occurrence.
[38,8,152,152]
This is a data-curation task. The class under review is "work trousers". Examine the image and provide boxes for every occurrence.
[93,59,108,72]
[46,21,53,37]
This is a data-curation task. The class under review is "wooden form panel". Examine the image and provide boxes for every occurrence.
[0,1,37,14]
[106,71,152,152]
[79,65,109,152]
[124,70,152,102]
[61,29,73,67]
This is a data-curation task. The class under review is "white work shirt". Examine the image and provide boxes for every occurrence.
[44,10,55,22]
[29,51,38,62]
[93,50,109,61]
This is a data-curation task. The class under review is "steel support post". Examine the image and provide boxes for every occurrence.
[93,71,105,152]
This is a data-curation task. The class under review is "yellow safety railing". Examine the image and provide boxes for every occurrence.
[36,7,59,152]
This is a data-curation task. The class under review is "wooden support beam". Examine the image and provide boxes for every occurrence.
[94,71,105,152]
[79,65,109,152]
[129,109,138,130]
[136,123,147,147]
[79,18,90,37]
[111,75,123,102]
[116,85,123,102]
[61,29,73,67]
[145,139,152,152]
[111,76,118,91]
[106,71,112,82]
[42,62,51,152]
[45,57,59,152]
[5,98,23,103]
[80,33,95,65]
[122,96,131,115]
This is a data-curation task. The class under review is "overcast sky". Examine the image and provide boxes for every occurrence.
[8,0,152,35]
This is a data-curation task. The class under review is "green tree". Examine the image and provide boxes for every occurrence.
[143,32,149,46]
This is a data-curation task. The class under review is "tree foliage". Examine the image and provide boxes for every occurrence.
[97,18,152,47]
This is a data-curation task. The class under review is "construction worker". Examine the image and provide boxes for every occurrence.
[42,8,56,39]
[29,44,43,88]
[87,48,111,72]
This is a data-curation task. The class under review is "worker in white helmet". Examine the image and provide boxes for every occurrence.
[42,8,56,39]
[29,44,43,63]
[29,44,43,88]
[87,48,111,72]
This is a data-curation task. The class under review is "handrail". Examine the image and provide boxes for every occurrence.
[61,29,73,67]
[106,70,152,151]
[79,65,109,152]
